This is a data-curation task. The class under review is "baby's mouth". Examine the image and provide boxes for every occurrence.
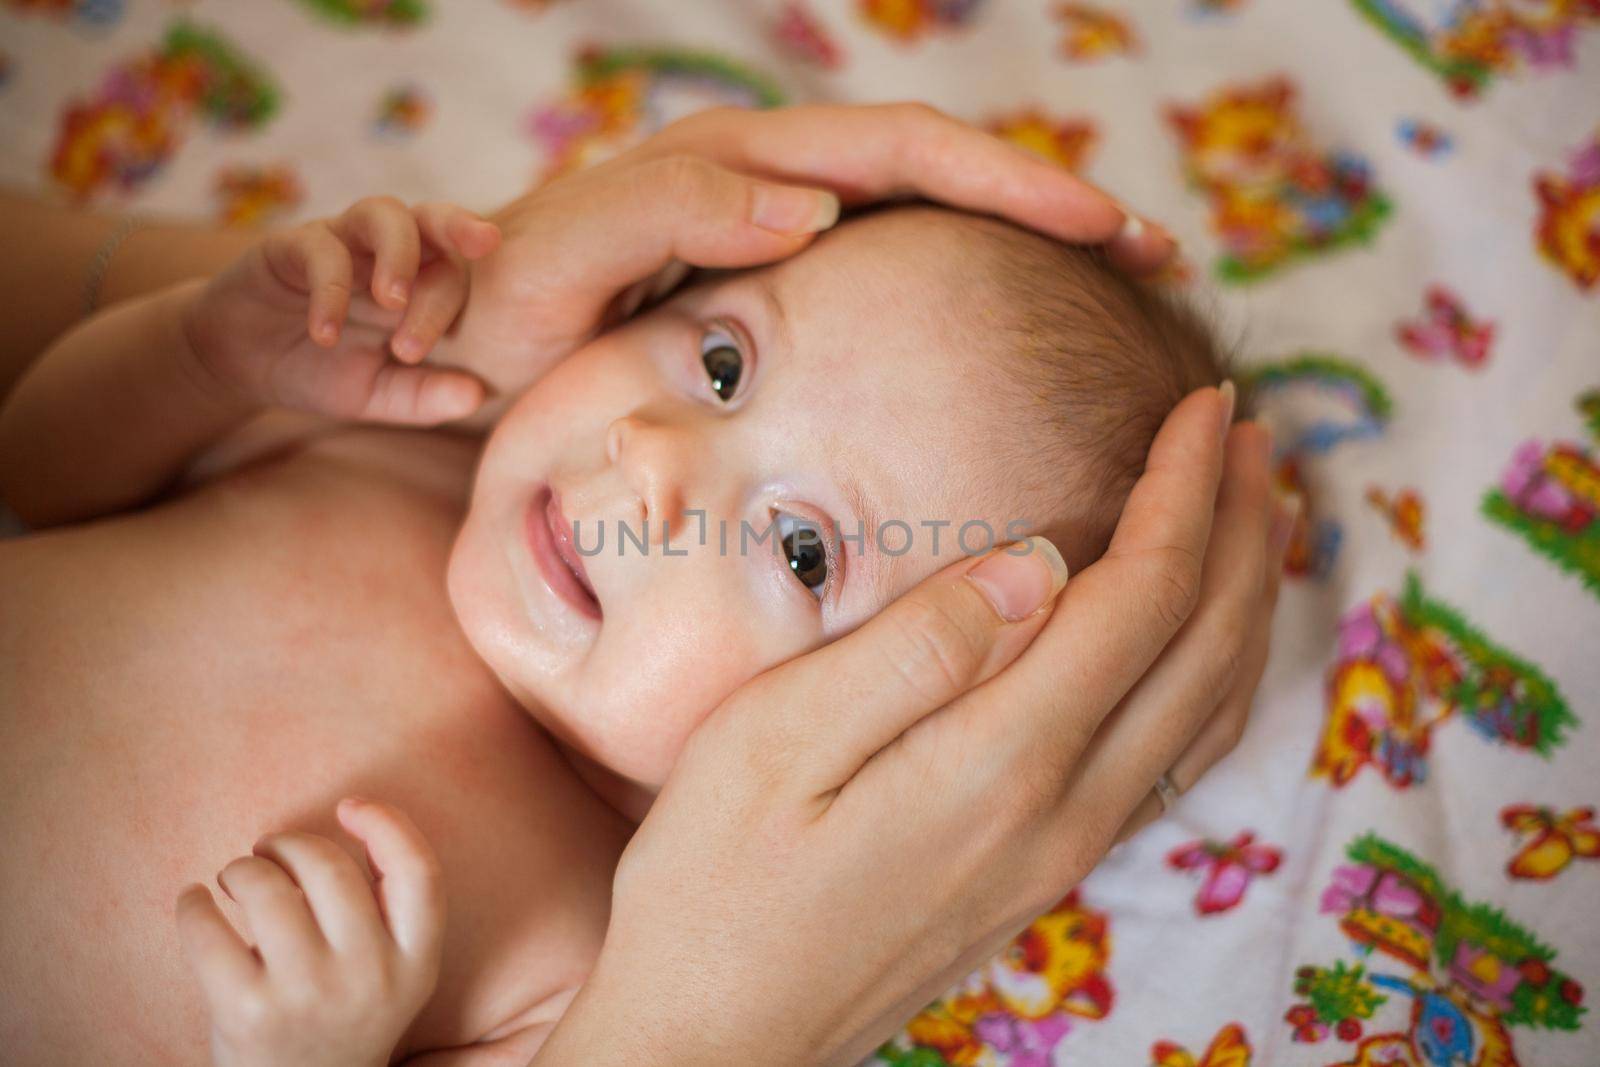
[528,486,602,620]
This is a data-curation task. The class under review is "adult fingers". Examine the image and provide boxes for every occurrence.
[642,103,1175,273]
[697,538,1070,807]
[333,196,421,310]
[490,154,839,308]
[251,831,386,958]
[335,798,444,962]
[175,883,262,1003]
[390,258,469,364]
[263,224,353,348]
[414,201,500,261]
[920,385,1233,800]
[1114,492,1296,842]
[216,855,324,979]
[1167,487,1295,795]
[1055,420,1275,849]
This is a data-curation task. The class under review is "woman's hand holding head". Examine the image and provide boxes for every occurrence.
[444,102,1176,406]
[531,386,1288,1067]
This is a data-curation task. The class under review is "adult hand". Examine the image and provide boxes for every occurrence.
[447,102,1176,403]
[534,386,1292,1067]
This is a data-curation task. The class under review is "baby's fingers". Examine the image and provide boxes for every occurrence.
[337,798,445,964]
[264,224,354,348]
[217,855,325,981]
[390,258,467,364]
[334,196,422,311]
[252,831,387,959]
[175,883,261,1005]
[414,201,500,261]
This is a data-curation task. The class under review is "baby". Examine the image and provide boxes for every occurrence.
[0,197,1222,1064]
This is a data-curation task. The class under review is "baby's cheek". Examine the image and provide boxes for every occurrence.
[582,604,803,787]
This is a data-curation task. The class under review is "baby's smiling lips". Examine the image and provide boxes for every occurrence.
[526,486,602,621]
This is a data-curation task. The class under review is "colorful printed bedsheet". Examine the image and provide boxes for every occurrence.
[1,2,1595,1065]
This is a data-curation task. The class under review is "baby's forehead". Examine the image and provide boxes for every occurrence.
[740,213,1049,614]
[771,204,1002,295]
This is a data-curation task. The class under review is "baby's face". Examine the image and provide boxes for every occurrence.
[448,210,1036,789]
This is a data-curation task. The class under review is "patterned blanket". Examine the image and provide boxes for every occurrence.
[1,2,1595,1064]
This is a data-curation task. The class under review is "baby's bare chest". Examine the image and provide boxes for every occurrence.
[0,437,629,1062]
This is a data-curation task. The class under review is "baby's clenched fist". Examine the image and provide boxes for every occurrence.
[175,798,445,1067]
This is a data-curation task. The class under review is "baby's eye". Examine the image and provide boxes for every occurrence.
[775,511,829,600]
[700,324,745,403]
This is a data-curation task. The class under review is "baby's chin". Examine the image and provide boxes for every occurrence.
[443,523,666,785]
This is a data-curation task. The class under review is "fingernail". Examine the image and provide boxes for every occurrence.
[391,332,419,360]
[389,280,409,305]
[1117,213,1145,242]
[1218,380,1236,445]
[751,186,840,235]
[967,536,1069,622]
[1271,492,1303,558]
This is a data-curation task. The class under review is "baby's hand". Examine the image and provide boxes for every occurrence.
[184,197,500,425]
[175,798,445,1067]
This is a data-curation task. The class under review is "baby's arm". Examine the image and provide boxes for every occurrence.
[175,798,445,1067]
[0,279,253,527]
[0,197,497,528]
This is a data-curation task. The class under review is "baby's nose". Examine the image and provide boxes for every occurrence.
[606,415,690,533]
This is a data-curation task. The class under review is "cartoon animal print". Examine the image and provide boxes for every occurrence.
[1053,3,1139,61]
[295,0,428,27]
[1240,354,1393,455]
[1582,389,1600,440]
[986,109,1098,171]
[1166,77,1392,282]
[1167,833,1283,915]
[213,164,302,227]
[1366,486,1426,551]
[858,0,986,43]
[1396,286,1494,368]
[1302,834,1586,1065]
[1483,393,1600,598]
[1276,452,1343,579]
[1501,805,1600,880]
[1532,129,1600,291]
[1314,572,1575,789]
[1397,118,1453,158]
[1350,0,1600,98]
[527,46,784,181]
[1241,355,1393,579]
[872,890,1114,1067]
[1151,1022,1252,1066]
[1286,961,1388,1043]
[374,83,431,136]
[3,0,122,26]
[49,19,279,201]
[773,1,846,68]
